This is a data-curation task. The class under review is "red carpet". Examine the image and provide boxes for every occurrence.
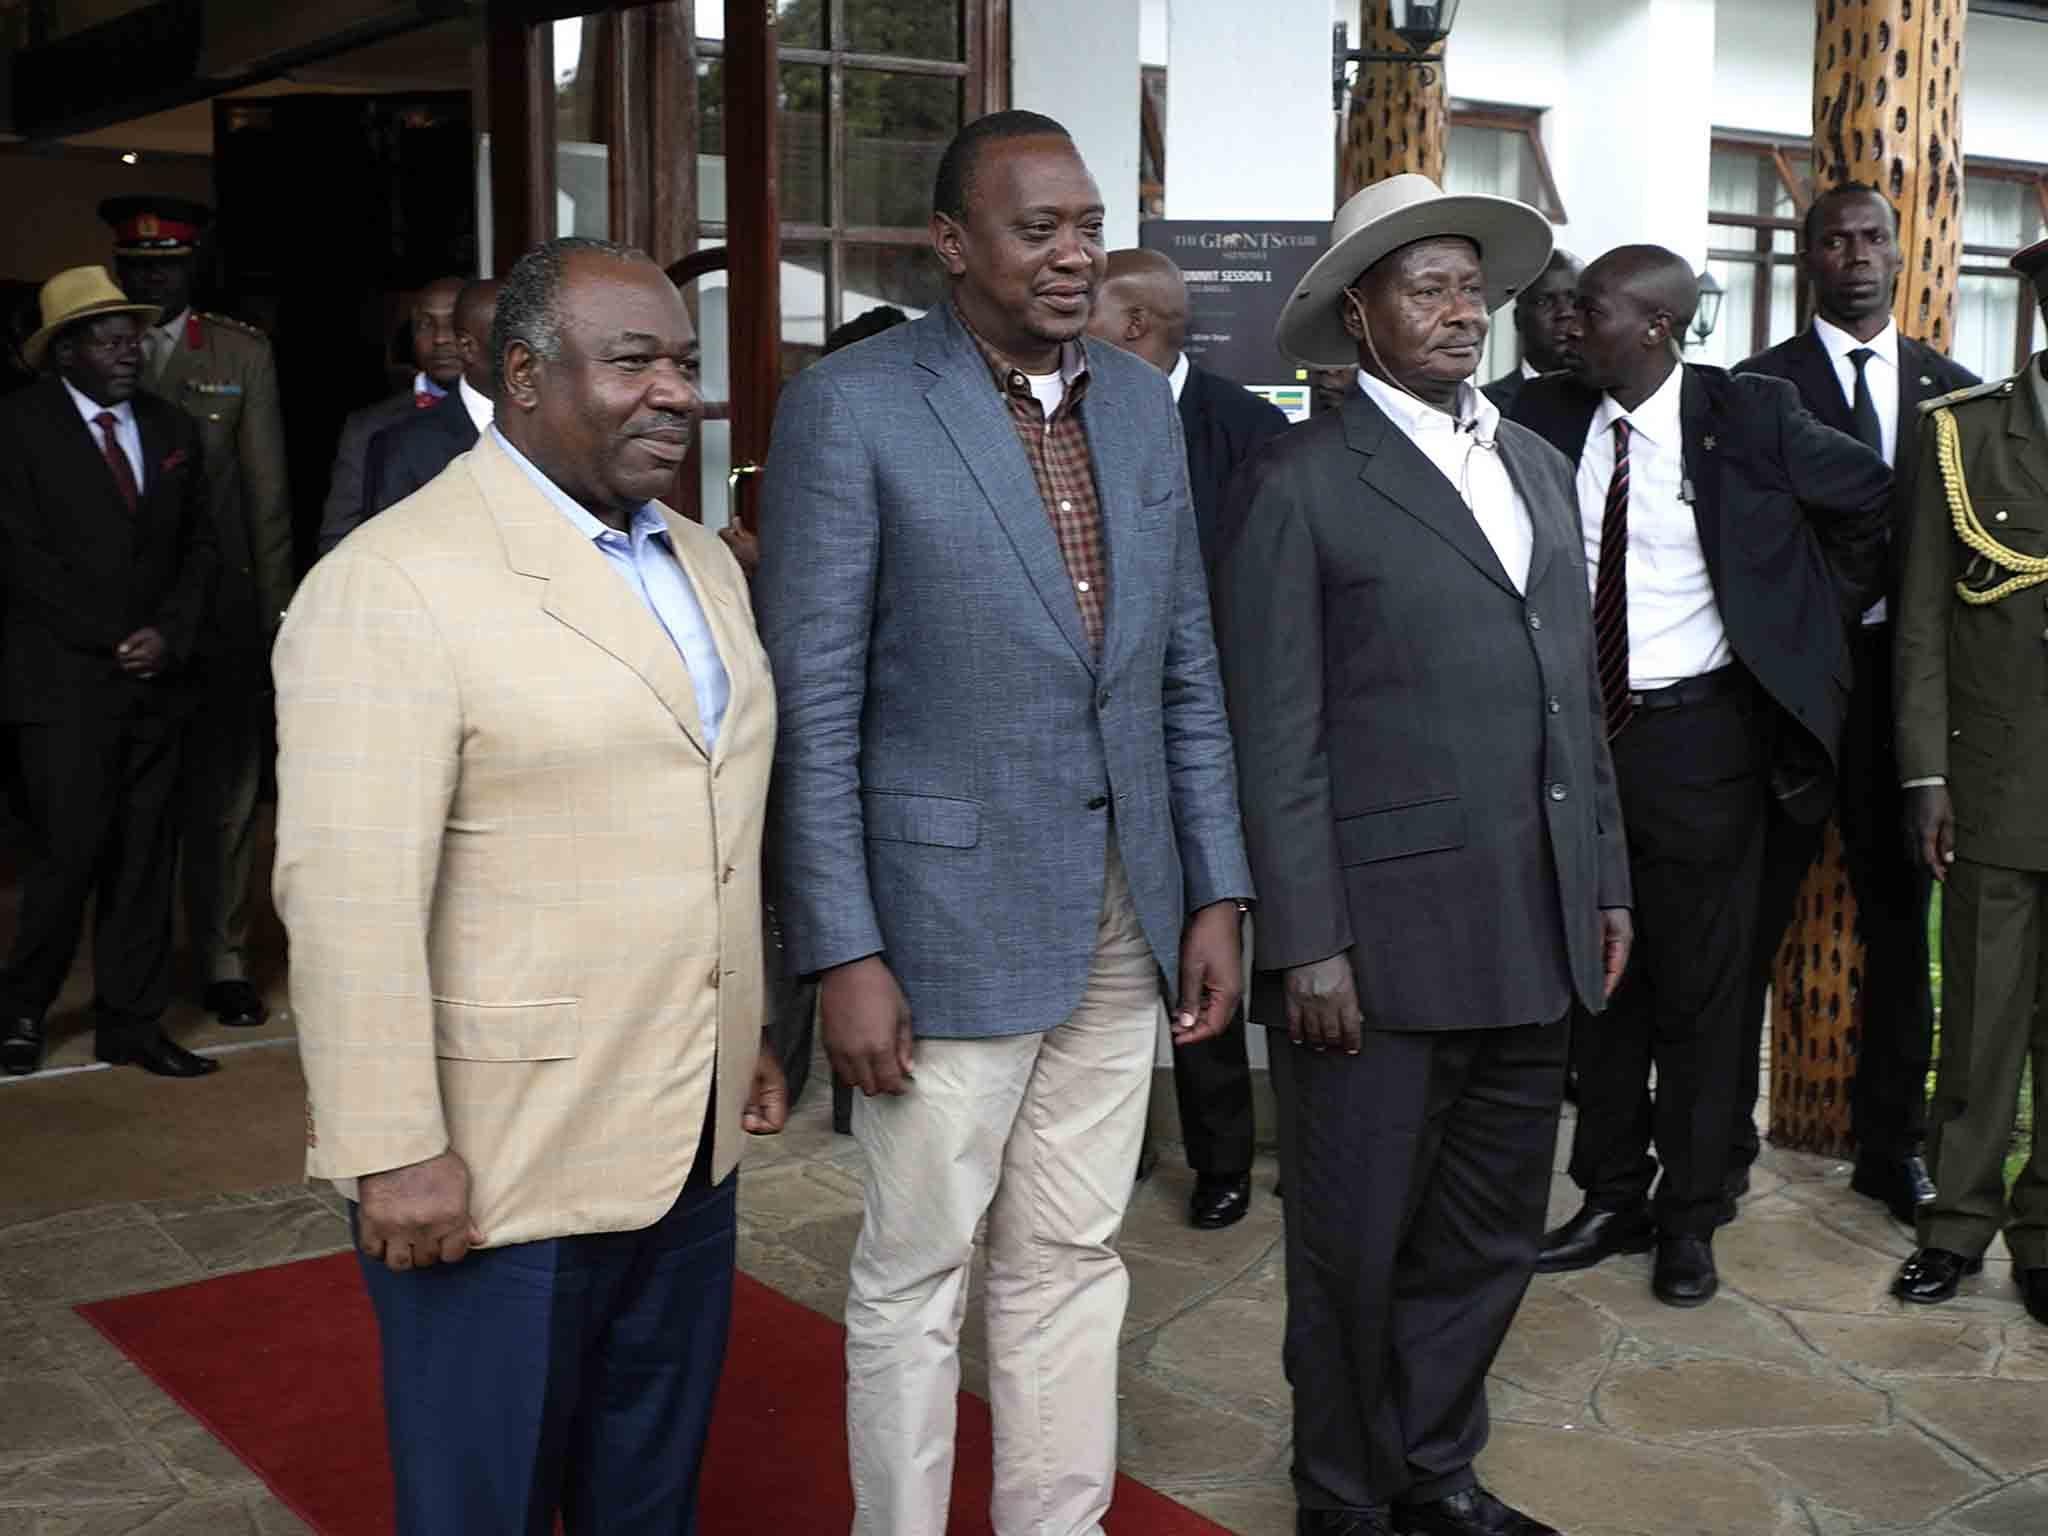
[78,1252,1233,1535]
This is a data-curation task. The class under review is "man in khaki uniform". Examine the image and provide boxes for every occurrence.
[1891,236,2048,1328]
[103,197,294,1031]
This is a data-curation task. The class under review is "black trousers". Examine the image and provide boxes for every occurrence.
[0,707,182,1046]
[1172,1006,1256,1174]
[1274,1015,1568,1514]
[1569,679,1770,1238]
[1734,626,1932,1169]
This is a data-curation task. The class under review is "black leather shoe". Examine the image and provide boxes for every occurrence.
[1851,1153,1938,1224]
[1394,1485,1559,1535]
[2020,1268,2048,1326]
[96,1034,220,1078]
[201,979,268,1028]
[1,1015,43,1076]
[1893,1247,1983,1304]
[1653,1234,1719,1307]
[1299,1509,1392,1535]
[1536,1202,1655,1273]
[1190,1171,1251,1230]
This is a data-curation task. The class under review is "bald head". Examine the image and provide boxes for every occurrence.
[411,275,466,388]
[1587,245,1699,332]
[454,279,502,395]
[1569,244,1699,404]
[1085,248,1189,374]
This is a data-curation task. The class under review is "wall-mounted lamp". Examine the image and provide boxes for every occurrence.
[1333,1,1463,111]
[1690,270,1725,349]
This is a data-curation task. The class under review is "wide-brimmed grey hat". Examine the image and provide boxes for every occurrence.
[1275,174,1554,368]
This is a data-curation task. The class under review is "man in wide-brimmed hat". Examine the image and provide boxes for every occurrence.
[0,267,219,1080]
[1212,176,1632,1536]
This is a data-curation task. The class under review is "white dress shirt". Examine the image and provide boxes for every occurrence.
[1578,364,1731,690]
[63,377,145,491]
[1356,368,1533,593]
[1814,314,1899,625]
[457,377,494,437]
[1167,351,1190,404]
[1520,359,1542,382]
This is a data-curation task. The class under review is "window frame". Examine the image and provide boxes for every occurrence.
[1446,100,1568,224]
[1958,156,2048,375]
[1706,131,1812,361]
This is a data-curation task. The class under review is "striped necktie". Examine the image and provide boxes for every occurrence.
[1592,417,1633,738]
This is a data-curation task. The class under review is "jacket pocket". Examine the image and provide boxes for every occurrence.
[432,998,581,1061]
[861,790,981,848]
[1334,796,1466,866]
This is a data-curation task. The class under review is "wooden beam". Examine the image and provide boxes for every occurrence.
[485,2,552,275]
[648,0,698,269]
[723,0,783,525]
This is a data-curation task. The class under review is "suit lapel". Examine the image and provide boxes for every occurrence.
[474,434,712,758]
[1680,366,1727,579]
[1088,349,1145,676]
[134,397,166,502]
[919,310,1096,672]
[1346,392,1519,598]
[1497,430,1560,595]
[45,379,137,524]
[1794,329,1855,435]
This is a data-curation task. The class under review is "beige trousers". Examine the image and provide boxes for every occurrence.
[845,848,1159,1536]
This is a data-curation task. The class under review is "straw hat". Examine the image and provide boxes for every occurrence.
[1275,174,1555,368]
[23,266,159,369]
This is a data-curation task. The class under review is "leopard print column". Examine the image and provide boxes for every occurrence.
[1338,3,1447,201]
[1769,0,1967,1155]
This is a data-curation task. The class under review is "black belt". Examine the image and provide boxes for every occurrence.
[1626,665,1745,713]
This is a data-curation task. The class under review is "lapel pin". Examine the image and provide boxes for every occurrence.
[1920,374,1934,386]
[1702,435,1717,452]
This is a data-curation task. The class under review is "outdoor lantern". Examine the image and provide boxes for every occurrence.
[1692,270,1725,348]
[1333,1,1464,110]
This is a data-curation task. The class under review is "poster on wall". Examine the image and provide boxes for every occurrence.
[1140,220,1327,422]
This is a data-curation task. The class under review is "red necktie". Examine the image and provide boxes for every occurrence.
[415,391,437,409]
[1592,418,1632,738]
[95,411,139,514]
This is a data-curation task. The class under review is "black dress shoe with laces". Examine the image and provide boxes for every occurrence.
[1,1015,43,1076]
[1394,1485,1559,1535]
[202,979,268,1029]
[2021,1268,2048,1326]
[96,1034,220,1078]
[1190,1171,1251,1229]
[1298,1508,1392,1535]
[1893,1247,1983,1304]
[1851,1152,1938,1224]
[1536,1202,1655,1273]
[1653,1234,1719,1307]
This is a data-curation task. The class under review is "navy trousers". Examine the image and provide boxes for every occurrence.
[354,1167,738,1536]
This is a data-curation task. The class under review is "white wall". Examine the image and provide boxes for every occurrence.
[1012,0,1144,250]
[1963,13,2045,163]
[1712,0,1812,138]
[1164,0,1333,220]
[1439,0,1570,107]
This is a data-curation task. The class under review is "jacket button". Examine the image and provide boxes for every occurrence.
[1087,794,1109,810]
[1548,697,1562,714]
[1528,611,1542,630]
[722,865,735,884]
[1549,782,1568,802]
[708,968,721,990]
[1097,691,1111,710]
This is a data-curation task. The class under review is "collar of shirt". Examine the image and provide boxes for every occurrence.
[62,377,136,434]
[490,424,667,551]
[1520,358,1542,381]
[414,371,448,401]
[1354,367,1500,444]
[154,307,189,347]
[1813,313,1899,376]
[956,304,1091,414]
[1167,351,1191,404]
[1594,360,1685,448]
[457,377,494,436]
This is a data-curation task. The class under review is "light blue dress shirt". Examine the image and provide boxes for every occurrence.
[492,426,731,747]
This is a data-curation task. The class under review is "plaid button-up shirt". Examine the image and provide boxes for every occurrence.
[960,309,1108,654]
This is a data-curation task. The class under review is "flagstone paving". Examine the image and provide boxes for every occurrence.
[0,1060,2042,1535]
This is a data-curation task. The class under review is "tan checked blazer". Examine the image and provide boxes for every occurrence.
[273,431,775,1247]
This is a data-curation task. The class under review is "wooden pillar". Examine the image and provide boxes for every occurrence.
[722,0,781,528]
[1770,0,1967,1156]
[485,3,554,275]
[1338,4,1447,202]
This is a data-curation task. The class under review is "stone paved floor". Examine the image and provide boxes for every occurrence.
[1,1049,2043,1535]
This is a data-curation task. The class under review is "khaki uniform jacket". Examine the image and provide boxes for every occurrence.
[1896,356,2048,871]
[273,431,776,1246]
[149,312,294,660]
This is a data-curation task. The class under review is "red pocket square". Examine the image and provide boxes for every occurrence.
[160,448,190,473]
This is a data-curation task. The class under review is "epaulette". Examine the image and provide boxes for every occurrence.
[199,311,268,340]
[1917,375,2015,415]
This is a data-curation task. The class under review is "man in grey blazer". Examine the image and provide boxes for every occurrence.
[1215,176,1631,1536]
[755,111,1252,1536]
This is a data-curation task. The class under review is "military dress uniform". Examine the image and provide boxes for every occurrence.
[1892,238,2048,1324]
[103,198,294,1022]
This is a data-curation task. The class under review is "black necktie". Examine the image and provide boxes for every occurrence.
[1593,419,1632,739]
[1848,347,1883,456]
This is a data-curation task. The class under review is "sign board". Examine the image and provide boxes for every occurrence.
[1141,219,1327,422]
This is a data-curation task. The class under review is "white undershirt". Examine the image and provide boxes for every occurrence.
[1356,368,1533,593]
[1578,364,1731,690]
[457,376,494,437]
[63,376,144,489]
[1813,314,1900,626]
[1023,369,1065,418]
[1167,351,1190,404]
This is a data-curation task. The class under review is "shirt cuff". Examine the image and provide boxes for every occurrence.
[1901,776,1946,789]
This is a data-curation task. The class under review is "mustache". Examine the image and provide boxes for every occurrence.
[628,413,695,439]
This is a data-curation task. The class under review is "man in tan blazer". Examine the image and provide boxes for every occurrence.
[273,237,782,1536]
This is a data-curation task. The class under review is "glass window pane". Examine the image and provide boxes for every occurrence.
[842,243,948,326]
[844,71,961,229]
[780,64,829,225]
[781,239,832,372]
[777,0,824,50]
[1964,175,2028,251]
[555,15,610,239]
[698,56,726,226]
[1709,148,1761,216]
[1701,252,1758,371]
[845,0,962,61]
[1954,272,2020,381]
[1447,122,1550,216]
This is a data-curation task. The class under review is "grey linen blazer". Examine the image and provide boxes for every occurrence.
[755,303,1253,1040]
[1213,388,1630,1033]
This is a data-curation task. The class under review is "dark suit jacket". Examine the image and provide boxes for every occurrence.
[1481,367,1528,416]
[1736,327,1977,603]
[0,376,218,722]
[362,387,481,524]
[317,388,418,556]
[1214,388,1630,1033]
[1510,365,1893,822]
[1177,363,1288,573]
